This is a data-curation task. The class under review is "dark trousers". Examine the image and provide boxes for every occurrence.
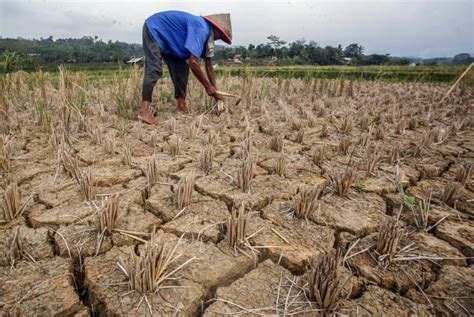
[142,23,190,102]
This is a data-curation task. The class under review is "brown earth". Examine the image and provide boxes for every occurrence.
[407,265,474,316]
[0,257,85,316]
[339,285,433,316]
[1,74,472,316]
[83,246,206,316]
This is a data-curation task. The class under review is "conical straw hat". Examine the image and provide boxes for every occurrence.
[203,13,232,44]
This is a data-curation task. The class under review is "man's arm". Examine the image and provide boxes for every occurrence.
[189,55,217,97]
[205,59,217,88]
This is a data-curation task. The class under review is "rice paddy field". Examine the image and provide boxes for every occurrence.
[34,64,470,84]
[0,67,473,316]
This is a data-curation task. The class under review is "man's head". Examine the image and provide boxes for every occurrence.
[212,27,225,42]
[203,13,232,44]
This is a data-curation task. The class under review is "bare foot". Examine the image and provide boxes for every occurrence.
[177,98,190,113]
[138,104,156,124]
[177,105,190,113]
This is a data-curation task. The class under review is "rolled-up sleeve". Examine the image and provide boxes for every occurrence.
[205,31,215,60]
[184,26,210,58]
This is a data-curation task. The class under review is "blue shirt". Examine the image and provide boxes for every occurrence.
[146,11,212,60]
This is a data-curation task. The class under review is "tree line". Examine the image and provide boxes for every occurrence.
[215,36,473,66]
[0,36,142,72]
[0,35,472,72]
[215,39,405,66]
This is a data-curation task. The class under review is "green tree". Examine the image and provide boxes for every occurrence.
[2,51,22,72]
[344,43,364,58]
[266,35,286,49]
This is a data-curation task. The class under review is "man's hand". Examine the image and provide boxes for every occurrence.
[205,85,224,101]
[205,84,217,96]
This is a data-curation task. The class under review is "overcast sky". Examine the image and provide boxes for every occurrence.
[0,0,472,58]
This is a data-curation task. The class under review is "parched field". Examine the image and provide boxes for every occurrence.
[0,69,473,316]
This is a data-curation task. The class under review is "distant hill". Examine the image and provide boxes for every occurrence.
[423,53,474,66]
[0,36,142,68]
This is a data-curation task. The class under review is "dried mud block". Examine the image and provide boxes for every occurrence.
[83,246,206,316]
[29,200,95,229]
[188,138,230,161]
[405,179,444,199]
[145,183,175,220]
[435,220,474,260]
[36,183,81,208]
[157,231,255,289]
[443,161,474,192]
[195,172,300,210]
[134,154,192,175]
[193,172,231,200]
[169,163,207,180]
[91,159,142,187]
[316,193,387,236]
[221,158,268,177]
[383,192,405,215]
[358,176,397,195]
[146,183,210,223]
[251,174,309,200]
[435,143,465,158]
[408,178,474,215]
[410,231,467,266]
[195,175,271,209]
[94,183,127,197]
[391,196,471,228]
[404,164,422,184]
[122,176,149,205]
[162,199,229,243]
[55,203,162,256]
[258,155,322,181]
[347,233,435,293]
[54,223,113,258]
[25,171,74,195]
[338,285,433,316]
[10,162,51,185]
[111,204,161,247]
[204,259,311,316]
[379,163,420,185]
[386,190,470,220]
[409,265,474,316]
[169,144,235,178]
[0,225,54,266]
[250,208,335,272]
[410,155,450,180]
[417,162,446,180]
[120,179,149,203]
[122,139,154,158]
[214,145,233,164]
[177,140,213,159]
[0,257,84,316]
[227,140,267,162]
[74,143,106,164]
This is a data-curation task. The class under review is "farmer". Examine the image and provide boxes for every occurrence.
[139,11,232,124]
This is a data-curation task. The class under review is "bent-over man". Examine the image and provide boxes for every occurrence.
[139,11,232,124]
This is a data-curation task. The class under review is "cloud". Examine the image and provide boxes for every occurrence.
[1,0,472,57]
